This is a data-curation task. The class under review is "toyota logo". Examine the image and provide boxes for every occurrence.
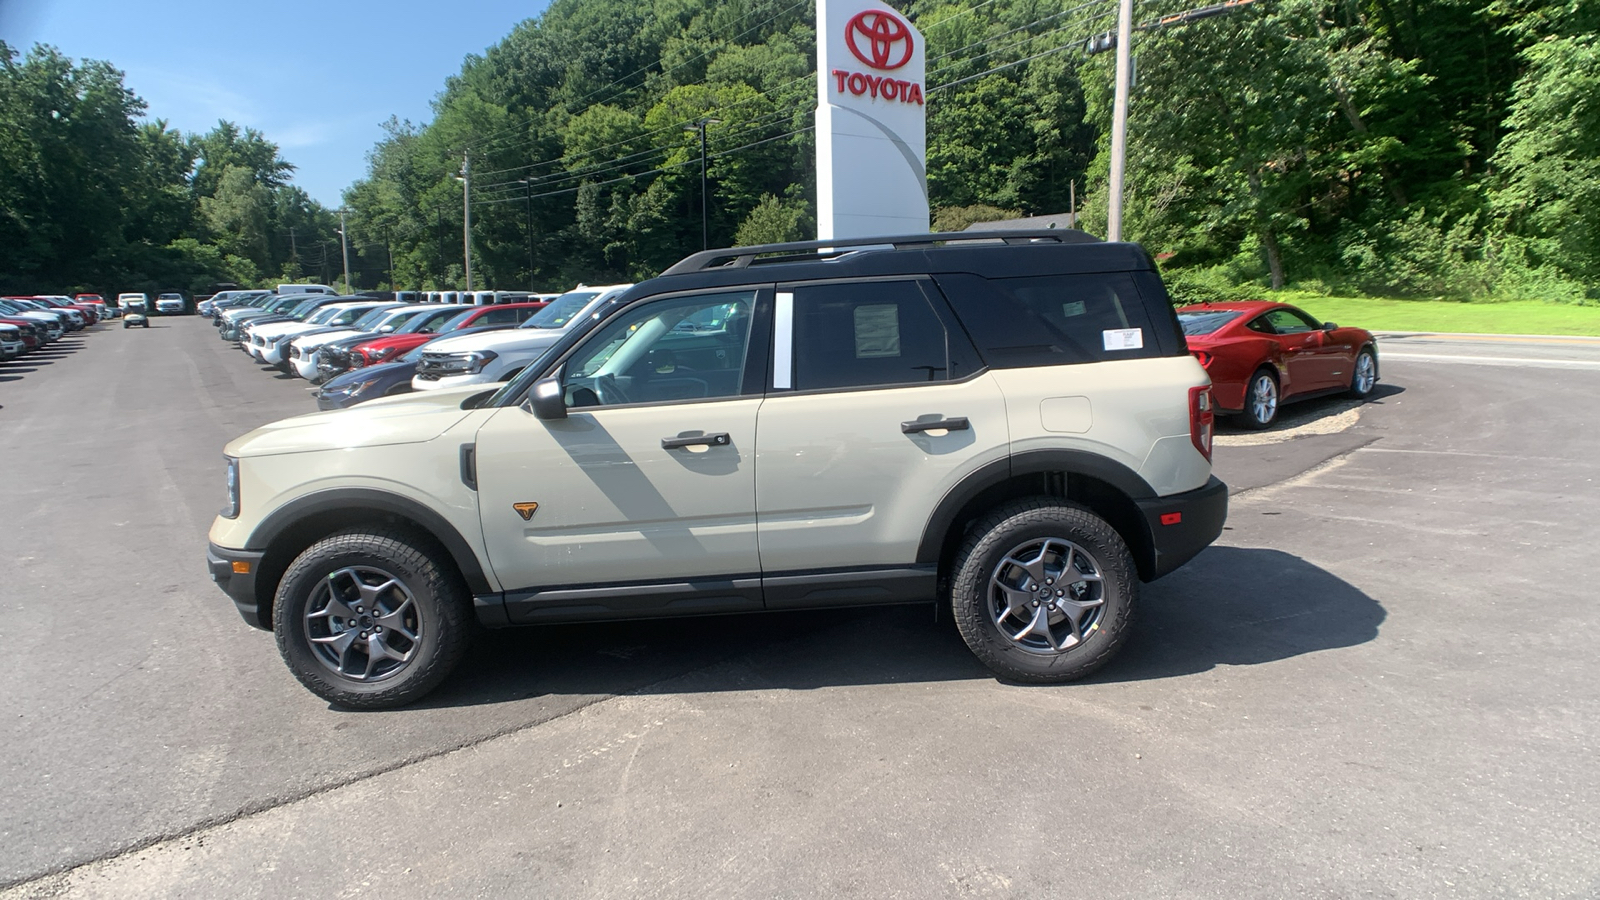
[845,10,914,71]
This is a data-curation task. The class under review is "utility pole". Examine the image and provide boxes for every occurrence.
[338,208,353,294]
[519,178,535,292]
[1091,0,1259,242]
[384,225,394,289]
[289,227,298,267]
[460,151,473,292]
[435,207,445,284]
[1107,0,1134,242]
[685,118,721,251]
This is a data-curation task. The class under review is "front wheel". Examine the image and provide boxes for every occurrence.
[951,498,1138,683]
[274,529,473,708]
[1347,348,1378,399]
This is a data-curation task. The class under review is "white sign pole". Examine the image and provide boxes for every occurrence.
[816,0,929,240]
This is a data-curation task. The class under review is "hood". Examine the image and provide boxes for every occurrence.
[423,327,565,355]
[224,386,490,458]
[291,328,364,349]
[321,357,416,391]
[250,320,322,338]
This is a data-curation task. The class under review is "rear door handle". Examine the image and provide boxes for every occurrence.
[662,432,731,450]
[901,417,970,435]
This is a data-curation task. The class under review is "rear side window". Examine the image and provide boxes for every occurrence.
[476,308,521,325]
[937,272,1171,367]
[787,281,950,390]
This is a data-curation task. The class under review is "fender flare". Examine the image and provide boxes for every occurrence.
[246,488,492,595]
[915,450,1157,565]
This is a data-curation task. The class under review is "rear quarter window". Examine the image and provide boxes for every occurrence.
[935,271,1183,367]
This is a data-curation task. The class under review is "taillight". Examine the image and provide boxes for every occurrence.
[1189,385,1214,462]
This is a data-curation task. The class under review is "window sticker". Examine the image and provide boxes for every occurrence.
[854,304,902,358]
[1102,328,1144,351]
[1061,300,1086,317]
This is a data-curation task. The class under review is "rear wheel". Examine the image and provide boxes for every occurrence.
[1240,368,1278,428]
[951,498,1137,683]
[274,528,473,709]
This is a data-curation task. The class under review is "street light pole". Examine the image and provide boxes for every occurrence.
[338,208,353,294]
[1107,0,1134,242]
[460,151,473,292]
[685,117,721,251]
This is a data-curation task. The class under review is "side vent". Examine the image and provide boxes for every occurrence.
[459,444,477,491]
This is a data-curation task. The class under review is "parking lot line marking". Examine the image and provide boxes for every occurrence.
[1358,447,1585,463]
[1380,352,1600,369]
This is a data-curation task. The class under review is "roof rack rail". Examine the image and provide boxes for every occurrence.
[660,228,1104,276]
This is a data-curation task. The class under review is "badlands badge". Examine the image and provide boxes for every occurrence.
[512,502,539,521]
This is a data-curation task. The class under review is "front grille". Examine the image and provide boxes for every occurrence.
[416,352,471,379]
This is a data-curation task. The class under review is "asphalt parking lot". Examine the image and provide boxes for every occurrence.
[2,319,1598,898]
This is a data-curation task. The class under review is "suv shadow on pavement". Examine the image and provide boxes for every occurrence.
[1097,545,1385,683]
[402,546,1383,710]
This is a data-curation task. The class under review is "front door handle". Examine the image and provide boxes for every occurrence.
[662,432,731,450]
[901,417,971,435]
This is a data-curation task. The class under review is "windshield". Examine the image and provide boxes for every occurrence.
[306,305,348,325]
[439,309,477,332]
[350,307,396,330]
[288,299,324,320]
[519,291,599,329]
[398,307,459,334]
[1177,310,1243,337]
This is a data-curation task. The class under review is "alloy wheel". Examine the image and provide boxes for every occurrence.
[987,538,1106,654]
[303,566,423,682]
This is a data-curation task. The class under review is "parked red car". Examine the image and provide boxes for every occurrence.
[348,301,548,368]
[1178,301,1379,428]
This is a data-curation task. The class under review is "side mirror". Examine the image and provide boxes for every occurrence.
[1322,322,1338,331]
[379,325,395,333]
[529,375,567,420]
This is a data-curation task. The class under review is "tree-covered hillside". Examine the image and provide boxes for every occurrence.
[3,0,1595,301]
[0,42,341,295]
[335,0,1595,300]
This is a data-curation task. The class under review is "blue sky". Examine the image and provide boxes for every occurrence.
[1,0,552,206]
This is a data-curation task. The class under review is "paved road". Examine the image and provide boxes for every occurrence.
[2,322,1597,898]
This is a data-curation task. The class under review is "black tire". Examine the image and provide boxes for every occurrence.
[1346,347,1378,399]
[273,528,473,708]
[142,321,150,328]
[1239,367,1278,429]
[951,498,1138,684]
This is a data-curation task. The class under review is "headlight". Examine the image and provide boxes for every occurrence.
[342,378,382,397]
[465,350,498,374]
[222,456,240,519]
[373,347,397,362]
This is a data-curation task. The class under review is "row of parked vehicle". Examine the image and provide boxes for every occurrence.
[0,293,119,360]
[209,284,634,409]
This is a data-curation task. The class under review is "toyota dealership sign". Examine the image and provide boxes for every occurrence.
[816,0,928,239]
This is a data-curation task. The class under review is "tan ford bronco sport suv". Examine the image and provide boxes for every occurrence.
[207,230,1227,708]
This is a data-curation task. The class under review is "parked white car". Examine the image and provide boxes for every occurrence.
[249,302,392,366]
[287,305,436,381]
[411,285,632,391]
[117,292,148,310]
[155,292,186,315]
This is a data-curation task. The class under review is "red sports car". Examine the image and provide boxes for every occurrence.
[1178,301,1379,428]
